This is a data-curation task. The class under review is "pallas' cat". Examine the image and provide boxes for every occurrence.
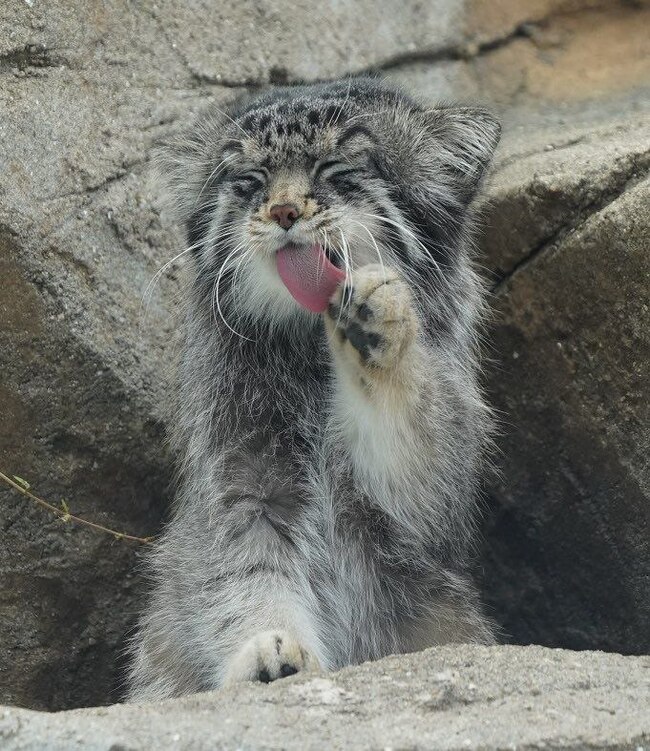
[128,78,500,701]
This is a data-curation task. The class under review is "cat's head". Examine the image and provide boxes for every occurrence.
[158,78,500,333]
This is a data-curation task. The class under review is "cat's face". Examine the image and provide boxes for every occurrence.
[205,98,391,324]
[163,80,500,332]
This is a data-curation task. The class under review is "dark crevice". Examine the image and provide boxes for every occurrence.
[41,159,148,203]
[366,24,531,76]
[186,29,527,89]
[490,153,650,294]
[369,0,629,77]
[184,68,267,90]
[145,6,253,92]
[0,44,69,73]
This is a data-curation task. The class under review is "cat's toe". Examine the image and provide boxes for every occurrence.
[223,630,319,686]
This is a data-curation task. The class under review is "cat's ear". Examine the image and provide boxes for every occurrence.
[418,105,501,205]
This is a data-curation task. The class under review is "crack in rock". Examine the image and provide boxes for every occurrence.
[177,0,620,88]
[491,153,650,294]
[366,22,531,75]
[370,0,625,76]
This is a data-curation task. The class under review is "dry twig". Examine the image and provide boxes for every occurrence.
[0,470,154,545]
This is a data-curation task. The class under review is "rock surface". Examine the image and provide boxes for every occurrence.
[1,645,649,750]
[0,0,649,713]
[481,121,650,654]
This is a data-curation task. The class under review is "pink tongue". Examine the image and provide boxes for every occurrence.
[276,244,346,313]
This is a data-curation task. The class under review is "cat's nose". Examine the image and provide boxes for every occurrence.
[269,203,301,230]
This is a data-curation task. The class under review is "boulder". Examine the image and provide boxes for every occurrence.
[0,645,648,750]
[0,0,201,710]
[481,138,650,653]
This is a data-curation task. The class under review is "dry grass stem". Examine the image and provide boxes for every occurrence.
[0,470,154,545]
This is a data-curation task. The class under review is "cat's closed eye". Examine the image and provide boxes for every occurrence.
[231,170,268,197]
[236,169,268,186]
[312,159,359,181]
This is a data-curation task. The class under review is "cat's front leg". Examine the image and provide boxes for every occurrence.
[323,263,439,501]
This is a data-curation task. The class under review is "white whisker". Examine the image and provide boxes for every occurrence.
[139,242,200,322]
[338,229,355,316]
[328,77,353,128]
[207,105,250,140]
[349,219,387,283]
[362,211,444,277]
[211,242,256,342]
[195,153,237,208]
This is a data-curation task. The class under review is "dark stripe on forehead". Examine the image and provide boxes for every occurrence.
[286,121,303,137]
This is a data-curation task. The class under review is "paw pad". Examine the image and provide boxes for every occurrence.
[325,264,415,369]
[223,630,319,687]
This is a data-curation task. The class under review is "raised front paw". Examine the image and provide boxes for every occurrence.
[325,264,417,371]
[223,630,320,687]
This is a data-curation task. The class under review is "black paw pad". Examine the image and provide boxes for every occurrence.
[346,322,382,362]
[280,664,298,678]
[357,302,373,322]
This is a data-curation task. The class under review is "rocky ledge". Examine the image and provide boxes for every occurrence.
[1,645,649,750]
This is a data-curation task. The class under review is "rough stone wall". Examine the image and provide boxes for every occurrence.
[482,138,649,654]
[0,0,648,710]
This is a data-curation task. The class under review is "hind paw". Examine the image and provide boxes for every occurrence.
[223,630,319,686]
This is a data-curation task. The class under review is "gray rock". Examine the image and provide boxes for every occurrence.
[483,108,650,281]
[154,0,460,85]
[481,161,650,654]
[387,2,650,108]
[1,0,649,715]
[0,0,210,710]
[1,645,649,750]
